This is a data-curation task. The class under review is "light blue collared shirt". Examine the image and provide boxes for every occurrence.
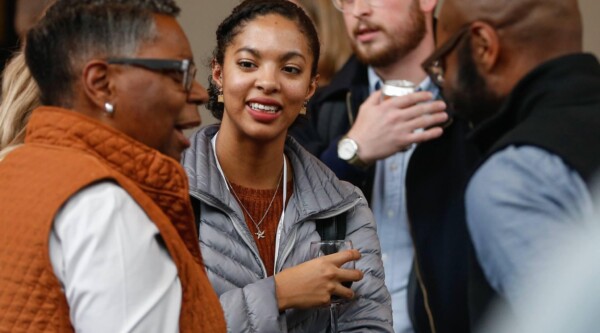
[368,67,440,333]
[466,145,595,308]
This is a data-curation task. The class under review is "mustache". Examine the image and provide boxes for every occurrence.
[353,20,380,36]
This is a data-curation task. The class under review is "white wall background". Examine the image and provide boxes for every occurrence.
[178,0,600,126]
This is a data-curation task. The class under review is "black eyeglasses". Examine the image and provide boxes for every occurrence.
[107,58,197,93]
[421,25,470,87]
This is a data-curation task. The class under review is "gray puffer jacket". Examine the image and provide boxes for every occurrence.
[182,125,393,333]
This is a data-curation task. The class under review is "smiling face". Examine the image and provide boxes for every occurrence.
[214,13,317,143]
[109,14,206,160]
[343,0,426,67]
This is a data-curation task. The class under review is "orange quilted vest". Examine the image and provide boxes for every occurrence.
[0,107,226,333]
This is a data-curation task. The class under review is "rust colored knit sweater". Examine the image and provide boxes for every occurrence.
[0,107,226,333]
[229,180,294,276]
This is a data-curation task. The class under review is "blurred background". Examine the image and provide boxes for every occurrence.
[179,0,600,126]
[0,0,598,127]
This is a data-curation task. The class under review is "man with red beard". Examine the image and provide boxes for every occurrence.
[289,0,480,332]
[430,0,600,326]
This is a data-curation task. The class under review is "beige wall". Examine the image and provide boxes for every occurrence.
[178,0,600,125]
[580,0,600,56]
[178,0,239,126]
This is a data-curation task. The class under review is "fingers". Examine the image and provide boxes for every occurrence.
[402,109,449,129]
[363,89,384,106]
[405,127,445,144]
[324,249,361,267]
[365,90,435,109]
[337,267,363,284]
[331,283,355,300]
[388,100,446,121]
[380,91,435,109]
[383,100,448,137]
[331,268,363,298]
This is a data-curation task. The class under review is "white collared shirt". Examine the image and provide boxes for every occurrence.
[49,182,181,333]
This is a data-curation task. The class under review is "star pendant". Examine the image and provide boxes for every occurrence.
[255,229,266,239]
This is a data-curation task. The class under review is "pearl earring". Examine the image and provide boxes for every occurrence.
[104,102,114,115]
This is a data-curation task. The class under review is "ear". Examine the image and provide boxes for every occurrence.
[419,0,438,14]
[469,21,501,73]
[306,74,319,101]
[81,60,113,112]
[211,59,223,88]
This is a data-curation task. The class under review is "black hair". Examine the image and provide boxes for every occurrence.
[206,0,320,119]
[24,0,180,107]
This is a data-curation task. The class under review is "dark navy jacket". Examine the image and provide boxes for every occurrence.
[290,55,481,333]
[289,55,374,200]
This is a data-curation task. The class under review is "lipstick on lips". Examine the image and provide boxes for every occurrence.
[246,97,283,122]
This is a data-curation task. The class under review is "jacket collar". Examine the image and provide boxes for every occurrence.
[469,53,600,153]
[26,106,200,258]
[313,55,370,105]
[27,106,189,194]
[183,125,362,223]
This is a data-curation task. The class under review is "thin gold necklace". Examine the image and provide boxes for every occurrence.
[225,169,283,240]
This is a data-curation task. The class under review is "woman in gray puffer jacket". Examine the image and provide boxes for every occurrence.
[181,1,393,332]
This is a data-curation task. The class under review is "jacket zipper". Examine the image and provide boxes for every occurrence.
[407,217,437,333]
[345,91,355,126]
[273,210,288,275]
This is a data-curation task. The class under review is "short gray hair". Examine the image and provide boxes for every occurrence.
[25,0,181,106]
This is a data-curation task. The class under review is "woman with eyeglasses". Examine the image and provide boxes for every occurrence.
[181,0,393,332]
[0,1,227,332]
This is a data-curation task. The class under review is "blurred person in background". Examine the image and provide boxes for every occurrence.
[0,0,52,81]
[14,0,54,39]
[0,1,226,331]
[432,0,600,327]
[0,53,39,161]
[0,1,18,70]
[290,0,481,332]
[480,178,600,333]
[289,0,352,86]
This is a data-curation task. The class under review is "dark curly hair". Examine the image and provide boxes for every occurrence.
[206,0,320,120]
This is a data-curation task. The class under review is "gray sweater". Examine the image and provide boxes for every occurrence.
[182,125,393,333]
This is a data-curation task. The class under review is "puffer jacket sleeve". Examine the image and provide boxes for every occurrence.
[338,192,394,332]
[218,276,284,333]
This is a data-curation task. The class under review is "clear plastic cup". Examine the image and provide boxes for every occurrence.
[381,80,416,100]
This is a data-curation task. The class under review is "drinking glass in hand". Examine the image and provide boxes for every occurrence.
[380,80,416,101]
[381,79,453,129]
[309,240,354,333]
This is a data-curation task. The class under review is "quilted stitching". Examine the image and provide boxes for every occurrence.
[25,107,201,261]
[0,107,225,332]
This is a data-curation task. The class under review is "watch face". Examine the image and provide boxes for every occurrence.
[338,138,357,160]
